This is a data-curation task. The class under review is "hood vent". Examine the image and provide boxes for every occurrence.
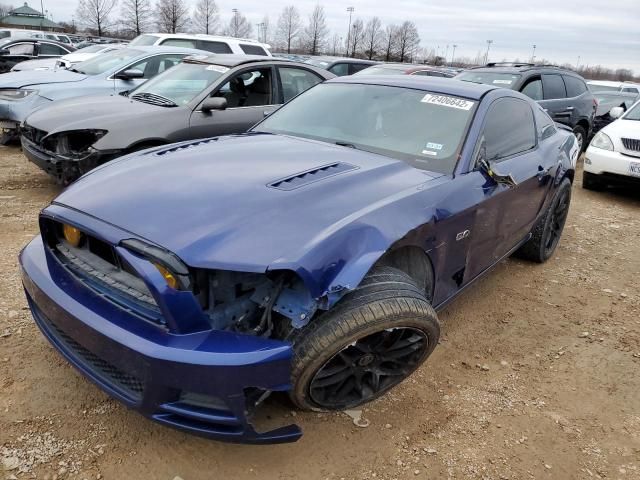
[268,162,358,191]
[155,138,218,156]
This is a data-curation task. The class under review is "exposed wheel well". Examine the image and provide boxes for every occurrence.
[374,246,435,301]
[575,119,590,133]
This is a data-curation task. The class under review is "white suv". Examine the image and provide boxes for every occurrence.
[587,80,640,95]
[129,33,271,56]
[584,100,640,189]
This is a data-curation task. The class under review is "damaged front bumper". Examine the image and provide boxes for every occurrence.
[21,135,117,184]
[19,234,302,444]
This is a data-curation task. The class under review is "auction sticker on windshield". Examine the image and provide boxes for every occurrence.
[421,94,475,110]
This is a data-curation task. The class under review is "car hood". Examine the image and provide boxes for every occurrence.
[25,94,164,133]
[54,134,441,279]
[0,68,86,88]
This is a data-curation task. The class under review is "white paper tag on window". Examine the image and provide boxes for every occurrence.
[206,65,229,73]
[493,79,513,85]
[421,94,474,110]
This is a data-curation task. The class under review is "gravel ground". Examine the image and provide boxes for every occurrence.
[1,145,639,480]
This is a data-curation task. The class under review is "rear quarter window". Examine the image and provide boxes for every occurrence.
[200,41,233,54]
[161,38,196,48]
[563,75,588,97]
[239,44,267,56]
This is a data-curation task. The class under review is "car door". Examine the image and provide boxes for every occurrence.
[277,65,325,104]
[539,74,572,126]
[189,65,279,138]
[465,97,552,278]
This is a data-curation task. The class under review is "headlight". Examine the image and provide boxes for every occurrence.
[62,223,83,247]
[0,89,37,101]
[42,129,107,157]
[590,131,614,151]
[120,238,190,290]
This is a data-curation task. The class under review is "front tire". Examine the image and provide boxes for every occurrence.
[288,266,440,411]
[582,171,603,191]
[516,177,572,263]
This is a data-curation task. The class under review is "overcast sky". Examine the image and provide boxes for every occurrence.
[46,0,640,73]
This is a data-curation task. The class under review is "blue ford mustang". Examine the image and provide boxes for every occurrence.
[19,76,578,443]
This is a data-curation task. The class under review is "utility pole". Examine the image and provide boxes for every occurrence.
[576,55,581,70]
[451,44,457,66]
[345,6,354,57]
[531,44,536,63]
[485,39,493,64]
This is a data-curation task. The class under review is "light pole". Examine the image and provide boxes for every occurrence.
[345,6,354,57]
[451,44,457,66]
[231,8,238,37]
[444,44,449,63]
[531,44,536,63]
[576,55,581,70]
[485,40,493,64]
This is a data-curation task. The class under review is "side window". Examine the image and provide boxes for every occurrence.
[349,63,371,75]
[127,54,183,79]
[160,38,196,48]
[328,63,349,76]
[239,44,267,56]
[199,41,233,54]
[534,106,556,140]
[38,43,67,55]
[212,68,273,107]
[279,67,323,103]
[521,78,543,101]
[563,75,587,97]
[7,43,35,55]
[622,87,639,94]
[542,74,567,100]
[481,98,536,161]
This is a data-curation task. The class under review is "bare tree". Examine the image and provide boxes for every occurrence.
[192,0,219,34]
[0,3,14,18]
[120,0,152,37]
[156,0,189,33]
[329,33,342,56]
[302,4,328,56]
[225,9,252,38]
[362,16,382,60]
[76,0,118,37]
[275,5,301,54]
[382,24,398,62]
[347,18,364,57]
[396,20,420,62]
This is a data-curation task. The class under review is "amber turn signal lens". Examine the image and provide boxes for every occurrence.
[62,224,83,247]
[154,263,178,289]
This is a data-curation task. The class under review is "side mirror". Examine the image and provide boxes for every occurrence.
[115,69,144,80]
[201,96,227,112]
[609,106,624,119]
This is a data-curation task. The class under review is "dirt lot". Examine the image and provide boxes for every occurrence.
[0,144,639,480]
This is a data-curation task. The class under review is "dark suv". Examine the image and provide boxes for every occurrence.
[457,63,596,151]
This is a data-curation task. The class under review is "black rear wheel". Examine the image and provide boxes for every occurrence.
[288,266,440,411]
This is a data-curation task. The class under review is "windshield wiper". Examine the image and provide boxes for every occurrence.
[130,92,178,107]
[335,141,358,149]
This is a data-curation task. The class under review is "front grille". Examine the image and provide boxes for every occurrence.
[31,299,144,401]
[622,138,640,152]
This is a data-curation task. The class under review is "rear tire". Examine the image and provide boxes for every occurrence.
[582,171,603,191]
[516,178,572,263]
[573,125,587,153]
[288,266,440,411]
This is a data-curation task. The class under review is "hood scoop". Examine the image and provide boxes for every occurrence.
[155,138,219,156]
[268,162,358,191]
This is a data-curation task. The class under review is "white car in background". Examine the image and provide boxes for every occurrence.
[10,43,126,72]
[584,101,640,189]
[587,80,640,95]
[128,33,272,56]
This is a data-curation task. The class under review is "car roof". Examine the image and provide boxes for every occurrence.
[469,63,582,77]
[182,54,279,67]
[0,37,71,47]
[136,33,270,47]
[126,45,211,55]
[309,56,378,64]
[329,76,497,100]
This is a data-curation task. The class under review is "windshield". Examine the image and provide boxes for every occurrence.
[304,58,331,68]
[254,83,477,174]
[624,102,640,121]
[129,35,160,46]
[456,71,520,88]
[129,62,227,106]
[354,66,406,76]
[72,48,142,75]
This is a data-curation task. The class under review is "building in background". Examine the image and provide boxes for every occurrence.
[0,3,61,31]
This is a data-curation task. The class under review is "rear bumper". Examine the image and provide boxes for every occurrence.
[20,236,301,444]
